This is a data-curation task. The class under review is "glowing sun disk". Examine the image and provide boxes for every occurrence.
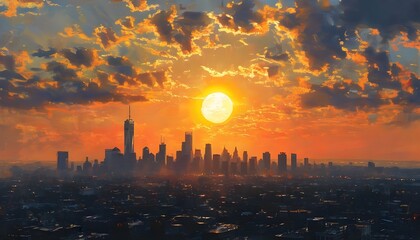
[201,92,233,124]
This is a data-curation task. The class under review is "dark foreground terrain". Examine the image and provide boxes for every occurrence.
[1,171,420,239]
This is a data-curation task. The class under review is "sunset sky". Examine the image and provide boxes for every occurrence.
[0,0,419,163]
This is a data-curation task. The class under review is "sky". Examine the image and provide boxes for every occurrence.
[0,0,419,163]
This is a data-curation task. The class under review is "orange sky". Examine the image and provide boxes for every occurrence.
[0,0,419,163]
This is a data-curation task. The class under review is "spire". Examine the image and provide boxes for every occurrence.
[129,105,131,119]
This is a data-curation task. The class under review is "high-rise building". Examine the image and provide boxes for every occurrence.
[192,149,202,173]
[263,152,271,172]
[291,153,297,171]
[124,106,135,155]
[83,157,92,173]
[204,144,212,174]
[249,156,257,175]
[142,147,150,162]
[212,154,221,174]
[184,132,193,162]
[278,152,287,173]
[156,141,166,167]
[57,151,69,171]
[241,151,248,175]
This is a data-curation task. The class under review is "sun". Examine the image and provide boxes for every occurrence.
[201,92,233,124]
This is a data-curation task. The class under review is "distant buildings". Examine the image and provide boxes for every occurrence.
[278,152,287,173]
[56,107,323,177]
[57,151,69,171]
[291,153,297,171]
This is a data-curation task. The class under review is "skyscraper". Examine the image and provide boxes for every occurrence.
[263,151,271,172]
[156,141,166,167]
[57,151,69,171]
[291,153,297,171]
[241,151,248,175]
[204,143,212,174]
[278,152,287,173]
[184,132,193,162]
[249,156,257,175]
[213,154,221,174]
[124,106,135,155]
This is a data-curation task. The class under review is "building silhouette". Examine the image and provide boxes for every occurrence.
[204,144,212,174]
[124,106,135,155]
[278,152,287,173]
[249,156,257,175]
[156,140,166,168]
[213,154,221,174]
[291,153,297,171]
[263,152,271,173]
[241,151,248,175]
[57,151,69,171]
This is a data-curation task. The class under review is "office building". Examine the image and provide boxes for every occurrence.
[278,152,287,173]
[291,153,297,171]
[57,151,69,171]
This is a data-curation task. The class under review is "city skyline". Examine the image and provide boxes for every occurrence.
[0,0,419,163]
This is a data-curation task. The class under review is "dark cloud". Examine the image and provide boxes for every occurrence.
[137,71,168,88]
[0,70,25,81]
[94,26,119,49]
[301,81,384,110]
[174,11,212,53]
[46,61,79,83]
[0,62,147,109]
[340,0,420,41]
[150,8,174,43]
[60,48,96,68]
[32,48,57,59]
[106,56,135,80]
[217,0,264,33]
[0,54,15,70]
[364,47,401,90]
[150,8,211,53]
[281,0,346,70]
[264,45,289,62]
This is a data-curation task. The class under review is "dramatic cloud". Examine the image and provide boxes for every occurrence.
[364,47,401,90]
[281,0,346,70]
[137,71,168,88]
[149,7,212,54]
[301,81,383,111]
[340,0,420,41]
[217,0,275,34]
[1,0,44,17]
[61,48,97,68]
[32,48,57,59]
[112,0,158,12]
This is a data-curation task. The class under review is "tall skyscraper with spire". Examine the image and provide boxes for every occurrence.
[124,105,135,155]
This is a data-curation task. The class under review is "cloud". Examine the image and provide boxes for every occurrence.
[94,26,133,49]
[216,0,276,34]
[364,47,401,90]
[32,48,57,59]
[112,0,158,12]
[149,7,212,54]
[1,0,44,17]
[300,81,384,111]
[281,0,346,70]
[60,48,98,68]
[340,0,420,41]
[137,71,168,88]
[0,60,148,109]
[0,53,15,70]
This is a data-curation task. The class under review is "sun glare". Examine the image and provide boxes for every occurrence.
[201,92,233,124]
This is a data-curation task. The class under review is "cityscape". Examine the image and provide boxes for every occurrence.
[1,108,419,239]
[56,107,317,177]
[1,0,420,239]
